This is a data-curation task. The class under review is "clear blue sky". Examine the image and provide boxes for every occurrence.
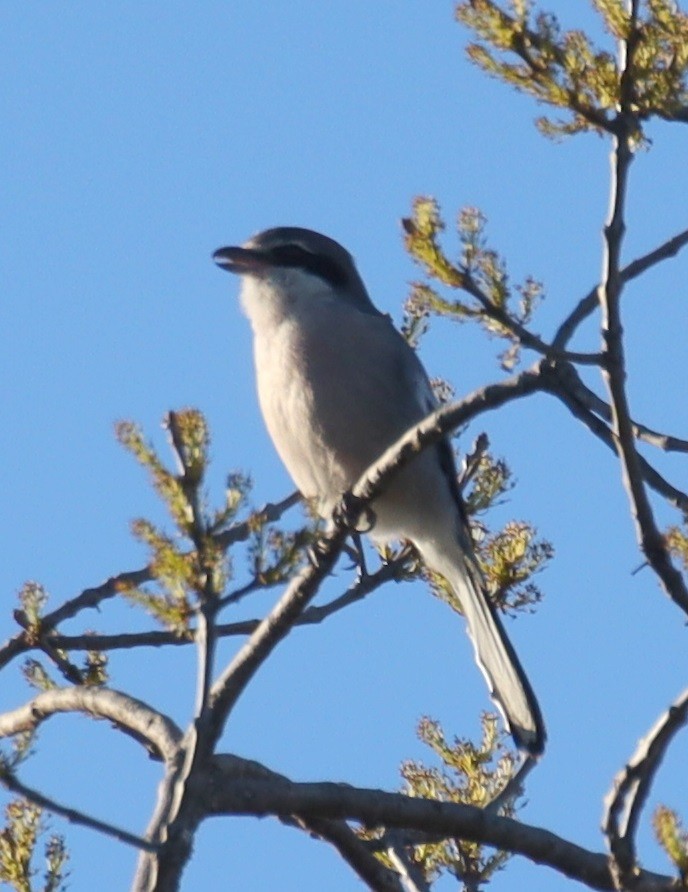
[3,2,688,890]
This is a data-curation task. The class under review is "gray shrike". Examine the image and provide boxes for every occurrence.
[214,227,545,755]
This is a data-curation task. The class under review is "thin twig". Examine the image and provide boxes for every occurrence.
[541,364,688,513]
[218,576,265,608]
[44,557,409,653]
[384,833,431,892]
[215,491,302,550]
[552,226,688,350]
[556,371,688,454]
[597,2,688,618]
[0,566,153,672]
[0,493,301,673]
[460,271,602,365]
[603,687,688,891]
[458,433,490,489]
[296,816,405,892]
[0,770,158,852]
[484,754,537,816]
[35,635,84,685]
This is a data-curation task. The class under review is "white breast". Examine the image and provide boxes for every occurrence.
[239,271,460,542]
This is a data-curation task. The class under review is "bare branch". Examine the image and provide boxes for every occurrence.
[540,364,688,514]
[353,364,546,511]
[553,227,688,351]
[459,271,603,365]
[298,555,411,624]
[484,754,538,816]
[215,490,302,550]
[621,228,688,289]
[603,688,688,890]
[32,634,85,685]
[41,628,198,652]
[0,492,301,673]
[384,834,431,892]
[557,373,688,454]
[295,816,405,891]
[207,525,351,745]
[205,755,405,890]
[0,687,182,763]
[205,757,672,892]
[0,566,152,672]
[597,10,688,616]
[458,433,490,488]
[43,557,406,656]
[0,769,157,853]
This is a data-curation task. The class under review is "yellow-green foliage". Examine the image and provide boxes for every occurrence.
[654,805,688,880]
[666,524,688,571]
[397,714,518,883]
[428,450,553,613]
[456,0,688,139]
[464,452,513,516]
[116,410,245,632]
[81,646,109,687]
[403,197,465,288]
[429,517,551,615]
[116,420,193,533]
[247,526,312,588]
[403,197,544,369]
[21,661,56,693]
[479,520,553,612]
[0,800,68,892]
[16,584,48,645]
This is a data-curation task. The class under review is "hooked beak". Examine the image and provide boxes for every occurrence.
[213,245,269,275]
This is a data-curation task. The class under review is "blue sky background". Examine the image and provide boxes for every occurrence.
[2,2,688,890]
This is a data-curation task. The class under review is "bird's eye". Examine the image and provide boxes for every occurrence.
[268,244,348,288]
[268,245,309,267]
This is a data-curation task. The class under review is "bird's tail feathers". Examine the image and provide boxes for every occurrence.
[421,540,546,756]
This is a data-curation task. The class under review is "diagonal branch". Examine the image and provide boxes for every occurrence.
[0,769,157,852]
[215,490,302,550]
[0,492,301,673]
[207,524,351,746]
[205,755,672,892]
[0,687,182,763]
[206,364,547,750]
[603,687,688,891]
[597,6,688,616]
[540,363,688,513]
[558,373,688,454]
[459,271,602,365]
[543,367,688,511]
[552,226,688,350]
[0,566,152,672]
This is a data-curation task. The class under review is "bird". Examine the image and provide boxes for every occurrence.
[213,226,545,755]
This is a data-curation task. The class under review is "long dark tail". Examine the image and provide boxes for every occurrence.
[422,540,546,755]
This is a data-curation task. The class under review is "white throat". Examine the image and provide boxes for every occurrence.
[239,269,335,333]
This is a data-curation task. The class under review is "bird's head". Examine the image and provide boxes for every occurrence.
[213,227,381,323]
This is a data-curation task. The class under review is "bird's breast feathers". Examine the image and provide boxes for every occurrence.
[251,302,444,518]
